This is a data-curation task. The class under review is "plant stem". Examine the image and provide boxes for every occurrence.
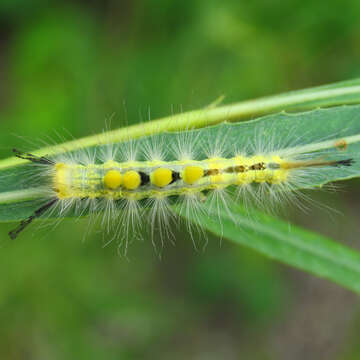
[1,79,360,170]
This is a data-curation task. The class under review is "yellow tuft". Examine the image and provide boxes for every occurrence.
[183,166,204,184]
[151,168,173,188]
[123,170,141,190]
[104,169,122,190]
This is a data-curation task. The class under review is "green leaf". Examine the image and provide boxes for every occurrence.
[181,202,360,294]
[2,104,360,211]
[1,81,360,293]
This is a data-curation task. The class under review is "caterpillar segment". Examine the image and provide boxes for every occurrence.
[52,155,290,201]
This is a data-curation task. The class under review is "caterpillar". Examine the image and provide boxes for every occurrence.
[2,107,359,253]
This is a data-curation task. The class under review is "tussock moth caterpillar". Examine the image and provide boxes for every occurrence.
[2,106,360,253]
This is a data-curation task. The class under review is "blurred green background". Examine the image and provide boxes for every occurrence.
[0,1,360,359]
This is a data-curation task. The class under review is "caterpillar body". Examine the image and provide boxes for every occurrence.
[3,108,359,252]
